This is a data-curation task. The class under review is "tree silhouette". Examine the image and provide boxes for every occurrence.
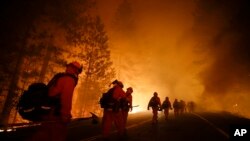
[0,0,50,124]
[0,0,114,123]
[67,15,115,117]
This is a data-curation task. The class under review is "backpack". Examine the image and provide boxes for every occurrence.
[99,87,119,110]
[17,73,78,122]
[162,101,170,109]
[149,97,159,108]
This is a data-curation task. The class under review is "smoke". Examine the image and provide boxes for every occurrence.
[96,0,250,117]
[192,0,250,117]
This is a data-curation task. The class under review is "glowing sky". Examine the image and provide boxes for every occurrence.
[94,0,250,117]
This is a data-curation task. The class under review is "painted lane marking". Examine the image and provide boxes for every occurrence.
[80,118,152,141]
[192,113,230,139]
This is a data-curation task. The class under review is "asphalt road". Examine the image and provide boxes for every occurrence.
[1,111,250,141]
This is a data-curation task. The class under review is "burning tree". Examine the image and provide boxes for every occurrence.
[66,15,115,117]
[0,0,115,124]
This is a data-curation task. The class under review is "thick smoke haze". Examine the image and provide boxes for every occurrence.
[95,0,250,117]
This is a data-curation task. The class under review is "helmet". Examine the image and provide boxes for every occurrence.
[127,87,133,93]
[117,81,124,88]
[112,79,124,88]
[153,92,158,96]
[67,61,83,74]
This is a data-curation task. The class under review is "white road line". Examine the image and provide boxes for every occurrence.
[192,113,230,139]
[80,118,152,141]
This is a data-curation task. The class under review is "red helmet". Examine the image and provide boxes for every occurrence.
[67,61,83,74]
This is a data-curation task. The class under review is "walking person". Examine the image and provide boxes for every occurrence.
[161,97,172,120]
[173,99,180,117]
[179,100,187,114]
[121,87,133,137]
[147,92,161,124]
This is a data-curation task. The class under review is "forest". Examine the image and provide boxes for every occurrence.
[1,0,250,125]
[0,0,118,125]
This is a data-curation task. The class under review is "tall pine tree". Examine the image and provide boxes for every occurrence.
[67,15,115,117]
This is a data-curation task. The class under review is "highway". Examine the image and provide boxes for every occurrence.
[1,111,250,141]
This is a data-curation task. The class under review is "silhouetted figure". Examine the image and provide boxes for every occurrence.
[161,97,172,120]
[179,100,186,114]
[101,80,126,141]
[27,61,83,141]
[148,92,161,124]
[187,101,196,113]
[173,99,180,117]
[121,87,133,138]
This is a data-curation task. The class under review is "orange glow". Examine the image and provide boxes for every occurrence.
[2,0,250,125]
[130,107,145,114]
[93,0,250,118]
[69,0,250,119]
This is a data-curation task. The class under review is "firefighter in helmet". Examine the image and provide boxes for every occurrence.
[147,92,161,124]
[28,61,83,141]
[121,87,133,137]
[161,96,172,120]
[101,80,126,140]
[173,99,180,117]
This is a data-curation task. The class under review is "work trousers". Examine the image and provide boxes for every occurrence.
[163,108,170,120]
[102,109,125,139]
[152,107,159,123]
[26,117,68,141]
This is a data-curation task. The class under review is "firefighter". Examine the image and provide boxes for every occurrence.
[147,92,161,124]
[161,97,172,120]
[173,99,180,117]
[101,80,126,140]
[187,101,195,113]
[121,87,133,137]
[27,61,83,141]
[179,100,186,114]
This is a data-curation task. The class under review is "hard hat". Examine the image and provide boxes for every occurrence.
[153,92,158,96]
[117,81,124,88]
[127,87,133,92]
[67,61,83,74]
[112,79,124,88]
